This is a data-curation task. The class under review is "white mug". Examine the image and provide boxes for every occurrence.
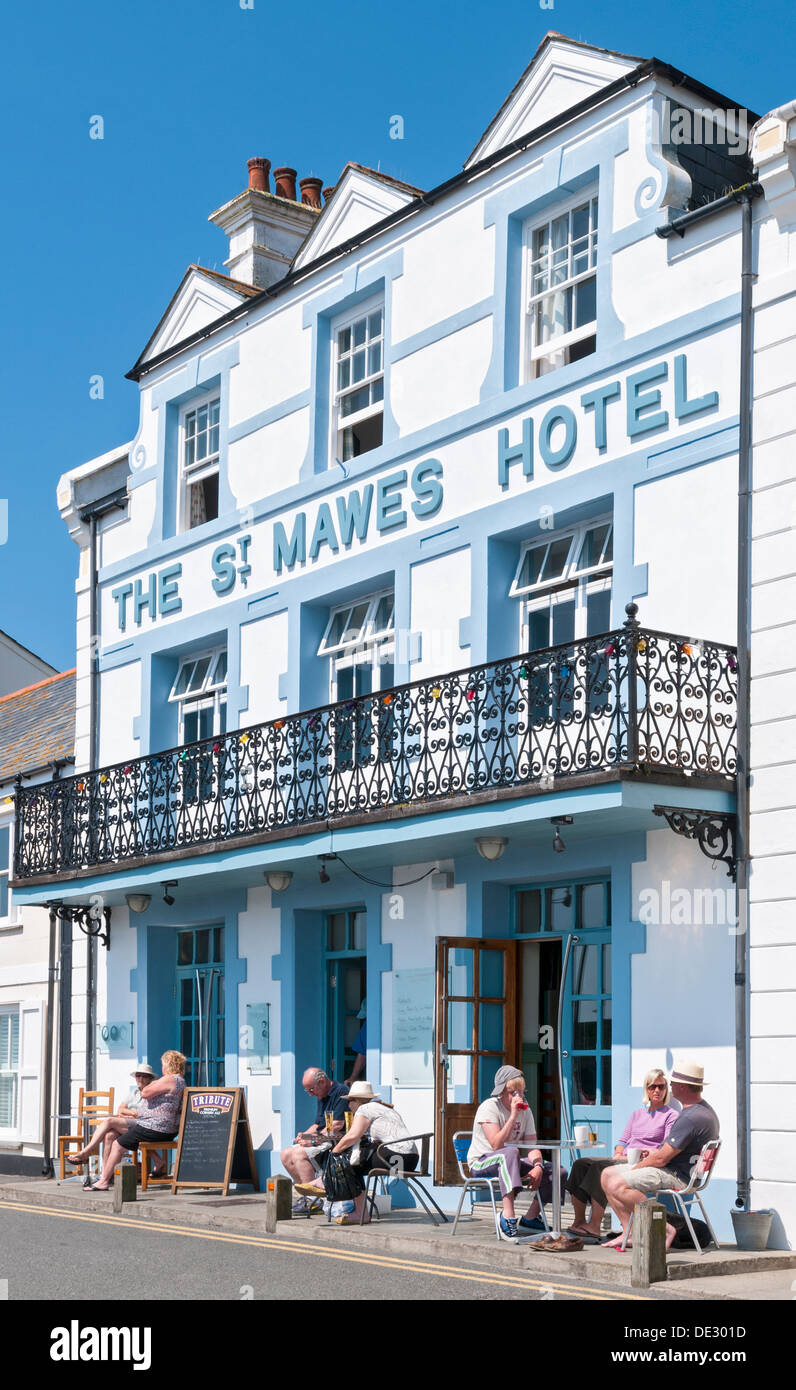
[574,1124,590,1145]
[626,1147,643,1166]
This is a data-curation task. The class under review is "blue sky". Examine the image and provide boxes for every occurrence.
[0,0,791,671]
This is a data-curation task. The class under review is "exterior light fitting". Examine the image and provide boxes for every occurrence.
[475,837,508,862]
[265,870,293,893]
[551,816,573,853]
[125,893,151,914]
[162,880,178,906]
[318,853,337,884]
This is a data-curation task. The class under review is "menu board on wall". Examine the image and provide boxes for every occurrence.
[392,969,435,1087]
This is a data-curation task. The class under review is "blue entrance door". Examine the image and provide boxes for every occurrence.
[176,926,225,1087]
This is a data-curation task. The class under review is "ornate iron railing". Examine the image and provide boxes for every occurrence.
[13,605,737,880]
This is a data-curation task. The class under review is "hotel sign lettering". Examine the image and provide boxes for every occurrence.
[109,352,719,632]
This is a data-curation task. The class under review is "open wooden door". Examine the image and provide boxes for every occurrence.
[434,937,518,1185]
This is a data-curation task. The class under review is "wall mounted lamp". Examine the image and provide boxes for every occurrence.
[475,837,508,862]
[125,893,151,914]
[265,870,293,893]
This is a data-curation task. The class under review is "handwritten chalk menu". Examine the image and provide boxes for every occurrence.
[171,1088,259,1196]
[392,970,435,1087]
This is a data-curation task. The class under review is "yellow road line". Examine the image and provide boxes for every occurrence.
[0,1199,647,1300]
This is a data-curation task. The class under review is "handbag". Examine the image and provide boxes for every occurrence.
[321,1150,365,1202]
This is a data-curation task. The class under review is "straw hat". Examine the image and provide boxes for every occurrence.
[346,1081,376,1101]
[670,1058,707,1086]
[130,1062,156,1079]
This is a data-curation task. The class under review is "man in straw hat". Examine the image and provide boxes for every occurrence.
[600,1058,719,1250]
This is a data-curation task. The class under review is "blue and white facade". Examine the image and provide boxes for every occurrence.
[15,35,793,1240]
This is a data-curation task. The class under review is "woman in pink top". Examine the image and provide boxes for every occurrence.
[565,1068,677,1243]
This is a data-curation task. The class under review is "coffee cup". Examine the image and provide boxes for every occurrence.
[574,1124,590,1145]
[626,1147,643,1166]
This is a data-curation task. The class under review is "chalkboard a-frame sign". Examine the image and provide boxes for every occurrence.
[171,1088,259,1196]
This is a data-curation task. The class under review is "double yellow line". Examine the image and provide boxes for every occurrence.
[0,1199,647,1300]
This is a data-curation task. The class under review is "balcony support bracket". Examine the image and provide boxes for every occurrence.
[48,902,112,950]
[652,805,737,882]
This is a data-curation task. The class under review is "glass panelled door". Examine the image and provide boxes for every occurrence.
[324,911,366,1081]
[176,926,225,1087]
[434,937,518,1185]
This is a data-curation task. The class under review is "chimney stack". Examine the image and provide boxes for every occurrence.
[322,185,336,205]
[299,177,323,210]
[209,157,323,289]
[273,167,298,201]
[247,157,271,193]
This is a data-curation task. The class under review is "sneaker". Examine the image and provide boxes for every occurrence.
[519,1214,546,1232]
[499,1215,519,1240]
[292,1197,310,1216]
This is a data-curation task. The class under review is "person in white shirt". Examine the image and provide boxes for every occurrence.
[468,1065,562,1240]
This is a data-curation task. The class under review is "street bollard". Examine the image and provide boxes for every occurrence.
[631,1200,667,1288]
[113,1163,137,1213]
[265,1175,293,1231]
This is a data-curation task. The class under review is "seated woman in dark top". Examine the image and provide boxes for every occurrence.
[69,1051,187,1191]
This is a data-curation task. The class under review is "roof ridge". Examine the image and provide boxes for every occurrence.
[0,668,76,705]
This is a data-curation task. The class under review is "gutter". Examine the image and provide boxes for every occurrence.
[128,60,759,383]
[656,181,757,1211]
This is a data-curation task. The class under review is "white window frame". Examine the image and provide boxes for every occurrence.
[0,817,15,929]
[0,1004,20,1137]
[511,520,613,649]
[330,296,385,465]
[179,390,221,532]
[319,589,395,702]
[168,647,228,744]
[522,188,598,381]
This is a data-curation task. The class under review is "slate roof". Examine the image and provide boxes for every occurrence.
[0,669,76,785]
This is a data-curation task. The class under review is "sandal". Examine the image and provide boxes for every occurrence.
[66,1152,88,1165]
[335,1214,370,1226]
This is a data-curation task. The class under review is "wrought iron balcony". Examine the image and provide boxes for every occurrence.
[13,605,737,882]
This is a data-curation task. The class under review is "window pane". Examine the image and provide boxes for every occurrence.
[448,1000,473,1052]
[601,1054,612,1106]
[548,886,573,934]
[328,913,346,951]
[210,650,228,688]
[368,310,382,338]
[577,524,610,571]
[352,317,367,348]
[0,873,8,919]
[173,662,195,698]
[0,1012,19,1068]
[195,930,210,965]
[572,203,590,242]
[337,326,351,355]
[575,275,596,328]
[0,1075,17,1128]
[337,358,350,391]
[187,657,211,694]
[528,607,551,651]
[479,1002,504,1053]
[580,882,606,929]
[371,376,384,405]
[541,535,572,581]
[352,912,366,950]
[574,999,598,1051]
[180,1019,194,1058]
[586,585,611,636]
[352,350,367,383]
[573,1055,597,1106]
[214,926,224,962]
[209,423,219,455]
[336,666,354,702]
[345,604,369,644]
[516,889,541,933]
[367,343,381,376]
[602,944,611,990]
[480,949,505,997]
[572,944,598,996]
[185,435,195,468]
[180,978,193,1014]
[602,999,612,1051]
[519,545,546,588]
[372,594,394,633]
[178,932,193,966]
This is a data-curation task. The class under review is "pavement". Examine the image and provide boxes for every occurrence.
[1,1173,794,1299]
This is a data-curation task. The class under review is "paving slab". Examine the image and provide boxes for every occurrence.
[1,1175,794,1296]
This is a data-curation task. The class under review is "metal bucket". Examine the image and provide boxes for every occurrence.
[731,1208,773,1251]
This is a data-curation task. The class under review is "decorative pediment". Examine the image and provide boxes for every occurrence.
[293,163,422,270]
[138,265,260,365]
[465,33,642,167]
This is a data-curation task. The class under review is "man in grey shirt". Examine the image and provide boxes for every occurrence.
[601,1058,719,1250]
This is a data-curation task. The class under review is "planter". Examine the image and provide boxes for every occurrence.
[731,1208,773,1251]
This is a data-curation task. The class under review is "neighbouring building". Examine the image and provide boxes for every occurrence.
[9,33,796,1242]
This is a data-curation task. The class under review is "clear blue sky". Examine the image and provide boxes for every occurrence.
[0,0,791,671]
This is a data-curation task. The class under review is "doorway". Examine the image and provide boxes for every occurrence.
[176,925,225,1087]
[324,910,366,1082]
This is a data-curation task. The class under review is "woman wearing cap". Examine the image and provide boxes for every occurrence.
[565,1066,677,1243]
[68,1051,187,1191]
[295,1081,418,1225]
[467,1065,559,1241]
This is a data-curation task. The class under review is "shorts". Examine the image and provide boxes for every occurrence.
[117,1124,178,1151]
[620,1166,684,1194]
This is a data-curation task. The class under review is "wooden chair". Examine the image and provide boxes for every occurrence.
[359,1134,449,1227]
[58,1088,115,1179]
[138,1141,178,1191]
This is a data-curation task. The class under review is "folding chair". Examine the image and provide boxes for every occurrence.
[58,1088,115,1180]
[620,1140,721,1253]
[450,1132,550,1242]
[360,1134,449,1227]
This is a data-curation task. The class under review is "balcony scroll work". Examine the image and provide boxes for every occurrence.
[14,605,737,881]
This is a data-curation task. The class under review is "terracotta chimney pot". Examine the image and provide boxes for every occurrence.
[273,167,298,201]
[247,157,271,193]
[299,176,323,210]
[322,186,336,205]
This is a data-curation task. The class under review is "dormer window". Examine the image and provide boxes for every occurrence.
[524,194,598,379]
[181,394,220,530]
[332,299,384,463]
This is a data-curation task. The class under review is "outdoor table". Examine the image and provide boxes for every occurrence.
[517,1140,606,1239]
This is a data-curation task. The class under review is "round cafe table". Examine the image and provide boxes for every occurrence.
[517,1139,606,1239]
